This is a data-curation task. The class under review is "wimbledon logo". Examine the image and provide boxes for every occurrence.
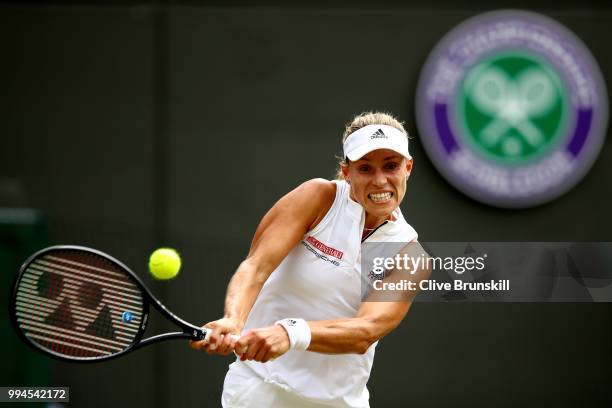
[416,11,608,208]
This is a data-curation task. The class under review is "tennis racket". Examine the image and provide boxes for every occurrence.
[9,245,236,362]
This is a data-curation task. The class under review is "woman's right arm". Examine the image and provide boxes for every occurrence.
[188,178,336,355]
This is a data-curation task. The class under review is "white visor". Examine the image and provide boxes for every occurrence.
[343,124,411,161]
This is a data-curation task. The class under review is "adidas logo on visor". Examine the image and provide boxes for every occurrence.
[370,128,387,139]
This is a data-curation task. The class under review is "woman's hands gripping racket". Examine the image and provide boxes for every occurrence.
[9,245,238,362]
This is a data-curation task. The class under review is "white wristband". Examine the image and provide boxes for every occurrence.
[275,318,311,351]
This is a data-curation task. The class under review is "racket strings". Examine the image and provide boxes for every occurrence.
[15,249,145,359]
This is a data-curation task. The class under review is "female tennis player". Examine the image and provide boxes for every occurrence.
[190,112,424,407]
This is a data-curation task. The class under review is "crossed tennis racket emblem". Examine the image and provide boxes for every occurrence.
[465,65,557,154]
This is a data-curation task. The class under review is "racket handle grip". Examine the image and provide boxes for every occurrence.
[200,328,240,343]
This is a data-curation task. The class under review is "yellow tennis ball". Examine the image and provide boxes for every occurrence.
[148,248,181,280]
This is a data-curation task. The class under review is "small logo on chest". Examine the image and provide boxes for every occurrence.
[305,236,344,260]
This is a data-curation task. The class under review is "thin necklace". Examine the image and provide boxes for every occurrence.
[363,220,387,231]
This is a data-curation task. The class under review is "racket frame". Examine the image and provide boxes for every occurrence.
[10,245,208,363]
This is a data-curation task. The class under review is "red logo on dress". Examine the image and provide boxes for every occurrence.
[306,236,344,260]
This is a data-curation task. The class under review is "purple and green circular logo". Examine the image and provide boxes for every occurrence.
[416,10,608,208]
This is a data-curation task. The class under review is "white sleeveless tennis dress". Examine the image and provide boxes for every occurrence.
[222,180,418,408]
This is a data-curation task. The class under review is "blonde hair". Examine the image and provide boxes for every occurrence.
[335,112,408,180]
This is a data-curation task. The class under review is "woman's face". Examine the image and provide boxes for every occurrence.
[342,149,413,218]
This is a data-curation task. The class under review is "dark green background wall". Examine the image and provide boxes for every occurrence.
[1,2,610,407]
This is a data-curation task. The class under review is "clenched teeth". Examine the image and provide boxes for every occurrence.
[369,192,393,202]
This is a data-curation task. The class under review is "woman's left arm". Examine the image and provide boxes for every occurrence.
[309,240,431,354]
[236,296,412,361]
[307,299,411,355]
